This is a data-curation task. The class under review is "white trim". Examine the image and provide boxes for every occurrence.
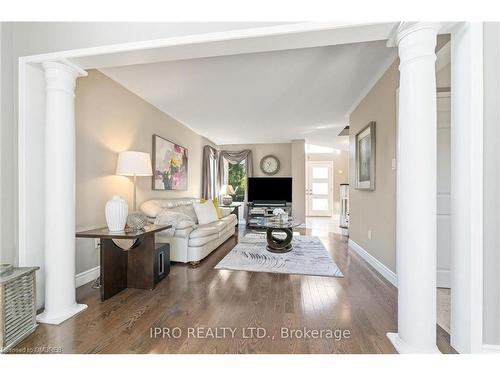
[348,239,397,287]
[75,266,100,288]
[18,22,398,66]
[437,269,451,288]
[387,332,440,354]
[17,61,27,266]
[344,49,398,122]
[37,304,87,325]
[483,344,500,353]
[450,22,484,354]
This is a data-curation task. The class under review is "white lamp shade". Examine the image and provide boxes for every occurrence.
[116,151,152,176]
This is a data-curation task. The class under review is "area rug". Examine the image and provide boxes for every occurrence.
[215,233,343,278]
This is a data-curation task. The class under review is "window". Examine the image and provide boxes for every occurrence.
[227,160,246,202]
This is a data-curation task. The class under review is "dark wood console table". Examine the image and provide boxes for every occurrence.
[76,224,171,301]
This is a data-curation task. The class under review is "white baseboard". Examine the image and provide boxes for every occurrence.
[348,239,397,287]
[75,266,100,288]
[483,344,500,353]
[437,269,451,288]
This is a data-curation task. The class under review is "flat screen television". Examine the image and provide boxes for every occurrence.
[247,177,292,203]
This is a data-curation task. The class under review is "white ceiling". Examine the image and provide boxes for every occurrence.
[101,39,396,150]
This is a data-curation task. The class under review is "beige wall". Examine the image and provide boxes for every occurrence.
[219,143,292,176]
[437,63,451,88]
[75,69,211,273]
[306,151,349,215]
[348,48,452,274]
[349,60,399,273]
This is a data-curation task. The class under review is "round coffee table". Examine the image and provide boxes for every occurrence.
[256,217,301,253]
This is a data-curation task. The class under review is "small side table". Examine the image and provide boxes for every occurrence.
[220,202,243,226]
[76,224,171,301]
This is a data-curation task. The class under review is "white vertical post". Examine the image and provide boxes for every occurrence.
[36,61,88,325]
[450,22,484,353]
[387,22,440,353]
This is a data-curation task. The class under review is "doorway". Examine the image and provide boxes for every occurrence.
[306,161,333,217]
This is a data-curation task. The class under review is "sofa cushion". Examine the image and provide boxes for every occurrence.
[155,210,196,231]
[141,200,163,217]
[141,198,199,218]
[189,221,226,239]
[169,204,198,224]
[189,233,219,247]
[193,200,219,225]
[158,198,198,209]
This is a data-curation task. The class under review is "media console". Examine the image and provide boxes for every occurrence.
[246,200,292,229]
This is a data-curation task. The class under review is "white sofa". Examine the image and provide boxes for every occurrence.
[140,198,237,264]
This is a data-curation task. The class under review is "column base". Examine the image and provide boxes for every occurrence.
[37,303,87,325]
[387,332,441,354]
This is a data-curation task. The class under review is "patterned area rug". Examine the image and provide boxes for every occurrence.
[215,233,343,278]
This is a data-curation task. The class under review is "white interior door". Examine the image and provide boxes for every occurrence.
[306,161,333,216]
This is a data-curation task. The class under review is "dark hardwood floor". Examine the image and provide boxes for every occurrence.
[14,228,455,354]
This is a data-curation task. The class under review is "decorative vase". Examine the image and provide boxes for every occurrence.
[105,195,128,232]
[127,212,148,231]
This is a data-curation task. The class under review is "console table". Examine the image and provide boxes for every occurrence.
[76,224,171,301]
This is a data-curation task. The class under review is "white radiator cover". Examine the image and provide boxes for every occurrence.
[0,267,39,353]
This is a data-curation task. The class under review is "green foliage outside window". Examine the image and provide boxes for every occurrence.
[228,161,246,202]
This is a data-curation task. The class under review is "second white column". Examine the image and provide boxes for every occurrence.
[387,22,440,353]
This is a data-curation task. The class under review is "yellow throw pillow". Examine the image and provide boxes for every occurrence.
[200,198,222,219]
[212,197,222,219]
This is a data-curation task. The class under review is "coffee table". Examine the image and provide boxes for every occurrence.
[253,217,301,253]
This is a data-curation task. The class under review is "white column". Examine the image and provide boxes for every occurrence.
[387,23,440,353]
[37,61,88,325]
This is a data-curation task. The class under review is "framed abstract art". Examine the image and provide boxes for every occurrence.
[152,134,188,190]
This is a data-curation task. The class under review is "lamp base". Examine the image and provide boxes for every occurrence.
[222,196,233,205]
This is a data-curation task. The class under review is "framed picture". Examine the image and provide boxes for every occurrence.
[152,134,188,190]
[355,121,376,190]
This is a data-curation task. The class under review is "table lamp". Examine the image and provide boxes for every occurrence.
[116,151,153,229]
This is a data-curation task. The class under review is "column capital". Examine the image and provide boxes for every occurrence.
[395,22,439,68]
[396,22,441,46]
[42,60,87,77]
[42,60,87,97]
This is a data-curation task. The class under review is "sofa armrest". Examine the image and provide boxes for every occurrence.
[173,227,194,238]
[220,207,232,217]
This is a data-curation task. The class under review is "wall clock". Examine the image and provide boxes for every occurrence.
[260,155,280,175]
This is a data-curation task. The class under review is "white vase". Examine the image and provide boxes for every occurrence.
[105,195,128,232]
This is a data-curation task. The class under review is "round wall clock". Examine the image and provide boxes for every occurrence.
[260,155,280,175]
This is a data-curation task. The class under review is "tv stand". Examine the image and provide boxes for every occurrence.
[246,201,292,229]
